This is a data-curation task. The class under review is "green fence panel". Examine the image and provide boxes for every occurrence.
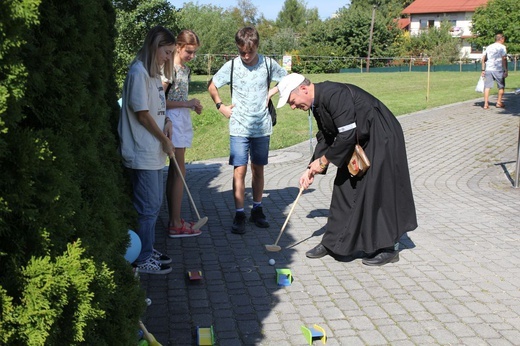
[339,62,519,73]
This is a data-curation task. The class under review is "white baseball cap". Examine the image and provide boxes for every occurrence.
[276,73,305,108]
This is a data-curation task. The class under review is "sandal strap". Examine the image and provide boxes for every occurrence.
[181,219,196,228]
[168,223,202,237]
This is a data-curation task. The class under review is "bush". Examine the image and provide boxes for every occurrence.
[0,0,144,344]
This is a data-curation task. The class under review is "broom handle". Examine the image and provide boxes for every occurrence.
[170,155,201,220]
[273,186,304,246]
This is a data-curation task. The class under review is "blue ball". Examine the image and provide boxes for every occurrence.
[124,230,141,263]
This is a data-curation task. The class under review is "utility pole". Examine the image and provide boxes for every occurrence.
[366,5,376,72]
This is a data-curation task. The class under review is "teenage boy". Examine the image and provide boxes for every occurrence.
[208,27,287,234]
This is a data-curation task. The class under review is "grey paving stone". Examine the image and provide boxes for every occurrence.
[139,93,520,345]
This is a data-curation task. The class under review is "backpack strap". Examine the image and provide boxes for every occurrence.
[165,66,178,98]
[264,56,272,90]
[230,58,234,98]
[165,83,172,97]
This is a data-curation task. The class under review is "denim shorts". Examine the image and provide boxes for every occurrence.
[229,136,270,166]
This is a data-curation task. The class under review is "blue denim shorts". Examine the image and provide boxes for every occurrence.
[229,136,270,166]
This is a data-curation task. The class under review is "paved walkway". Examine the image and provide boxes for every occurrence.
[141,93,520,345]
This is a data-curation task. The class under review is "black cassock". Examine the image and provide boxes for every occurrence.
[311,82,417,256]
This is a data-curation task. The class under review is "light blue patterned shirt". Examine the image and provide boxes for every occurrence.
[212,54,287,137]
[484,42,507,72]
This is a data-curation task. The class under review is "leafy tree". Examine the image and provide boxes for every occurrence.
[470,0,520,53]
[113,0,179,93]
[301,4,400,63]
[230,0,258,27]
[305,7,320,25]
[276,0,307,33]
[290,17,348,73]
[257,16,280,45]
[350,0,414,17]
[178,2,240,55]
[300,18,348,56]
[263,27,300,56]
[403,22,462,64]
[254,17,285,56]
[177,2,243,75]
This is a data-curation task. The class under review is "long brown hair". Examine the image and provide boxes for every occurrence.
[135,25,176,80]
[176,30,200,49]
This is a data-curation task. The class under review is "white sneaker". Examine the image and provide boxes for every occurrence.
[136,257,172,275]
[152,249,172,265]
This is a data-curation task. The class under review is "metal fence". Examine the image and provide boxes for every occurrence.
[340,60,520,73]
[193,54,520,75]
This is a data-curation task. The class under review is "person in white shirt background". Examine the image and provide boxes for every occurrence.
[481,33,508,109]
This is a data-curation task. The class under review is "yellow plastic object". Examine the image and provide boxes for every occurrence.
[301,324,326,345]
[197,326,215,345]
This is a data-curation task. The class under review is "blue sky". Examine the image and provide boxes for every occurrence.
[175,0,351,21]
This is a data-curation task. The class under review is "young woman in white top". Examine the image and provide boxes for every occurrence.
[163,30,203,238]
[118,25,176,274]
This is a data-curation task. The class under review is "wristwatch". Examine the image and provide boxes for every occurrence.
[318,157,328,170]
[216,102,223,110]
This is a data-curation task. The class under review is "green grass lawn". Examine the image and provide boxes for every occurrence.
[186,71,520,162]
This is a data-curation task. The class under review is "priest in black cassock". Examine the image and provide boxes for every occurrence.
[275,73,417,266]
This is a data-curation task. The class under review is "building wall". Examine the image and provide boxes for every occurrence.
[408,12,482,61]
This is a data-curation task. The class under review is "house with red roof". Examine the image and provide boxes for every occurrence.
[402,0,490,60]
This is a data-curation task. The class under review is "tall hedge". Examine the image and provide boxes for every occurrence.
[114,0,180,93]
[0,0,144,344]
